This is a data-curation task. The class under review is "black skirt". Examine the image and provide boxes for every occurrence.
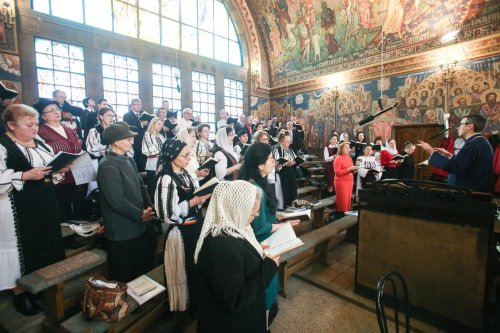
[106,231,154,283]
[279,166,297,207]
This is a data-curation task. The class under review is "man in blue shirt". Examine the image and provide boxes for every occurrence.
[419,115,493,193]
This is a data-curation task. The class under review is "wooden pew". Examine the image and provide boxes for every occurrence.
[16,249,107,332]
[297,185,321,200]
[279,215,357,297]
[310,196,335,228]
[61,265,167,333]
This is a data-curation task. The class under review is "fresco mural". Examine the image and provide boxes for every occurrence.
[249,55,500,150]
[251,0,499,84]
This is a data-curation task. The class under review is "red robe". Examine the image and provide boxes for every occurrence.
[334,154,354,212]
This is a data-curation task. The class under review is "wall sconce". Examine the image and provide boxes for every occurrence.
[1,1,15,29]
[250,69,259,82]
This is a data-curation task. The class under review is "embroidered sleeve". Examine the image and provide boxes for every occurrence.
[86,128,106,158]
[0,144,24,192]
[156,175,189,224]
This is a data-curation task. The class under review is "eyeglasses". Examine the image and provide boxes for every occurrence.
[459,122,471,126]
[179,153,191,158]
[43,108,62,114]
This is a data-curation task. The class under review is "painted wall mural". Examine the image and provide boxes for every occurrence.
[250,0,499,85]
[251,55,500,149]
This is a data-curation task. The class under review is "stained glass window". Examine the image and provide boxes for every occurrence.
[152,63,182,113]
[102,52,139,119]
[192,71,216,133]
[35,38,86,106]
[224,78,243,116]
[32,0,242,66]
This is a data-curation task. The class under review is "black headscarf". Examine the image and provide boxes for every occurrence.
[156,139,187,177]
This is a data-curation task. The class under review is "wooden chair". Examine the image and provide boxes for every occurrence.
[376,271,410,333]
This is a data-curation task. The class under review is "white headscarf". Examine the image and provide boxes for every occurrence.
[194,180,263,263]
[215,127,238,160]
[175,127,201,182]
[340,132,350,143]
[385,140,398,155]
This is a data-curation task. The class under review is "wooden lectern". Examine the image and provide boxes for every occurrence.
[355,180,496,332]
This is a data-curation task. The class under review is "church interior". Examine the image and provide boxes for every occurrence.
[0,0,499,332]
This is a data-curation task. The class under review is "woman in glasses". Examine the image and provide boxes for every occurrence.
[36,98,82,222]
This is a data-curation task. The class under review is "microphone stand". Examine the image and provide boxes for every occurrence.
[429,127,450,140]
[358,98,399,126]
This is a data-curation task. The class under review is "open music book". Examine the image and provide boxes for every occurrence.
[197,157,218,170]
[193,177,219,196]
[391,154,409,161]
[278,209,311,222]
[47,151,86,171]
[261,223,304,257]
[127,275,166,305]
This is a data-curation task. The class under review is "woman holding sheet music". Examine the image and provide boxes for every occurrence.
[213,127,241,180]
[324,134,339,194]
[176,127,210,185]
[86,107,115,160]
[380,138,402,179]
[274,133,298,207]
[194,180,280,333]
[36,98,82,221]
[355,144,382,196]
[141,117,166,200]
[334,142,358,218]
[155,139,211,316]
[239,143,300,329]
[0,104,66,315]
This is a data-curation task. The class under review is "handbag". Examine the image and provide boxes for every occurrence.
[82,277,128,322]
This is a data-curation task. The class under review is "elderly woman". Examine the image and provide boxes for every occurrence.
[35,98,82,221]
[273,133,298,207]
[0,104,66,315]
[142,117,166,199]
[239,143,299,329]
[355,144,382,196]
[213,127,241,180]
[380,138,402,179]
[194,180,280,333]
[86,107,115,160]
[97,121,154,282]
[155,139,211,315]
[334,142,358,218]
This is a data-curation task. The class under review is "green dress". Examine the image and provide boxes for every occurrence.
[251,182,279,310]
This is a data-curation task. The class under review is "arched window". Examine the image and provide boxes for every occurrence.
[32,0,242,66]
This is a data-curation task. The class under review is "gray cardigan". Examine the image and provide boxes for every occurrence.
[97,151,152,241]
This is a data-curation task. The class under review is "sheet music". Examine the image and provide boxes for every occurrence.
[70,152,96,185]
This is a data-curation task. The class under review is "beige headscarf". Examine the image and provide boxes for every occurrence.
[175,127,201,180]
[194,180,263,263]
[215,127,238,161]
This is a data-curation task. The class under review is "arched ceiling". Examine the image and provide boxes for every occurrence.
[241,0,499,90]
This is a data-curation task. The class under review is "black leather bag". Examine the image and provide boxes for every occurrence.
[145,217,164,239]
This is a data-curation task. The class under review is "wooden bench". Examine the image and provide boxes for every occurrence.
[297,185,321,200]
[61,265,167,333]
[16,249,107,332]
[310,196,335,228]
[279,215,358,297]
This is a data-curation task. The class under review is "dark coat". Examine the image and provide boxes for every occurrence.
[123,110,147,171]
[196,234,278,333]
[97,151,152,241]
[429,133,493,192]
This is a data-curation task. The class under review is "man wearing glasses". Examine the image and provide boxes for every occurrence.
[418,115,493,193]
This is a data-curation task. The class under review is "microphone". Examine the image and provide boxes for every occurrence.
[358,101,399,126]
[429,127,450,140]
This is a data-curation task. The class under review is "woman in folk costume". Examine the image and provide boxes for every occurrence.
[324,133,339,194]
[355,144,382,197]
[194,180,280,333]
[176,127,209,186]
[273,133,298,207]
[213,127,241,180]
[141,117,166,200]
[334,142,359,218]
[155,139,211,317]
[380,138,402,179]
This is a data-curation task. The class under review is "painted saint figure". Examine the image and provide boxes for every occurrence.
[321,1,341,59]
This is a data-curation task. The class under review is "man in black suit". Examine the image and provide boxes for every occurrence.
[234,114,246,135]
[123,98,148,171]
